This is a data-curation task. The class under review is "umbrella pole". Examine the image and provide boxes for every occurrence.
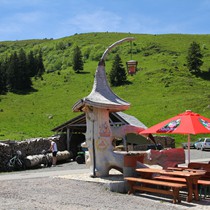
[187,134,191,164]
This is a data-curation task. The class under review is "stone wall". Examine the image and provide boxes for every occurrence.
[0,134,66,171]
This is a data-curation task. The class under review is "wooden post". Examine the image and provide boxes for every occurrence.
[67,128,71,151]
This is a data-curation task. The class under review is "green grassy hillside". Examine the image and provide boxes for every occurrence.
[0,32,210,146]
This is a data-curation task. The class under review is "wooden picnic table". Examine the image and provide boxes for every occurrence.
[167,166,206,173]
[136,168,206,202]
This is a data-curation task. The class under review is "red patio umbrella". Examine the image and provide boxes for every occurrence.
[140,110,210,163]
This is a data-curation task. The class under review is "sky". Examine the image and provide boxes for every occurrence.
[0,0,210,41]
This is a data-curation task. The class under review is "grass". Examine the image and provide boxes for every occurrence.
[0,32,210,147]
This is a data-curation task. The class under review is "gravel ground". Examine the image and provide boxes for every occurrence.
[1,149,210,210]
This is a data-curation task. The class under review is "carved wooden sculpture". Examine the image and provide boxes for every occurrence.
[72,38,185,177]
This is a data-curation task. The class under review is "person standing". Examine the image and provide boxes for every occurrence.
[50,140,58,166]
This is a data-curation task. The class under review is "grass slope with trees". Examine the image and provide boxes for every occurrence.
[0,32,210,147]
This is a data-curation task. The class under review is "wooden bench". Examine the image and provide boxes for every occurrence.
[154,175,186,183]
[124,177,186,204]
[155,164,210,199]
[188,162,210,198]
[188,162,210,179]
[155,175,210,186]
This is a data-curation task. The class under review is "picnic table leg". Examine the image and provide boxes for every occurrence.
[185,178,193,202]
[185,177,200,202]
[126,181,136,194]
[192,178,200,201]
[172,187,181,204]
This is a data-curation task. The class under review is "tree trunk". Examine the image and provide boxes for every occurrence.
[24,150,72,168]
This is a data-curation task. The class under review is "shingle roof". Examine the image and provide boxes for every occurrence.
[116,112,147,129]
[72,61,130,112]
[52,112,147,133]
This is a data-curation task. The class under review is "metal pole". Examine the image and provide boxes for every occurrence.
[187,134,191,164]
[130,41,133,60]
[91,120,96,177]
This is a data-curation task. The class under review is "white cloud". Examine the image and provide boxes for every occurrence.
[0,0,210,40]
[67,10,122,32]
[12,11,45,24]
[0,10,49,40]
[0,23,21,35]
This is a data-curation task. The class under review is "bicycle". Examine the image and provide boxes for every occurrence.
[6,150,25,171]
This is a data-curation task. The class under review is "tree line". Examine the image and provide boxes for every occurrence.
[0,49,45,94]
[0,45,84,95]
[109,41,208,87]
[73,41,208,87]
[0,41,207,94]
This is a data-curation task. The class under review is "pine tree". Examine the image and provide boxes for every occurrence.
[186,41,203,74]
[0,61,7,94]
[18,48,32,90]
[6,51,19,91]
[109,54,127,86]
[36,50,45,78]
[72,46,83,73]
[6,49,32,92]
[27,51,37,77]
